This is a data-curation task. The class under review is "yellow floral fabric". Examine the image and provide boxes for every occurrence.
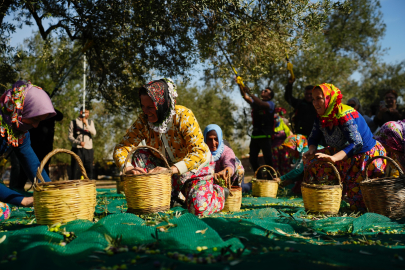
[113,105,210,173]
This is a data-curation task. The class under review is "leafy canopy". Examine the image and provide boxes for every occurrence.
[3,0,350,111]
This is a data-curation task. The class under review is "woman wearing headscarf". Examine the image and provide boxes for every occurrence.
[272,107,292,175]
[203,124,244,189]
[374,120,405,172]
[113,78,225,216]
[274,135,312,194]
[0,81,56,221]
[303,83,386,212]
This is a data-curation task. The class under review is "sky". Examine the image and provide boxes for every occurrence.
[5,0,405,97]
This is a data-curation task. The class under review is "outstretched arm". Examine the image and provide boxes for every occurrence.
[284,78,299,108]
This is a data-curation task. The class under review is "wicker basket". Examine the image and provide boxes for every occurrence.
[361,156,405,219]
[33,149,97,225]
[221,169,242,212]
[301,161,342,214]
[121,145,172,214]
[251,165,279,197]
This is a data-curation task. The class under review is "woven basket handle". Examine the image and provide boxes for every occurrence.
[303,160,341,186]
[254,165,279,180]
[364,155,404,182]
[224,168,234,196]
[121,145,171,175]
[35,148,88,184]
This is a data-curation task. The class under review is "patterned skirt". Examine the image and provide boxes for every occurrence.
[132,149,225,216]
[0,202,10,221]
[272,146,291,176]
[303,141,386,212]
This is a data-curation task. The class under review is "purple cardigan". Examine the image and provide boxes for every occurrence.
[215,145,238,184]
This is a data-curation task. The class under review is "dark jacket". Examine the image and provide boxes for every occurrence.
[373,109,403,127]
[29,109,64,160]
[284,83,317,137]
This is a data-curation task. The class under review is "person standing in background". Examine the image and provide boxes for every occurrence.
[284,77,316,136]
[236,78,275,174]
[374,90,402,127]
[68,107,96,179]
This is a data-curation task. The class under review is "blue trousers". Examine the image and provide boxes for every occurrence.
[0,132,50,205]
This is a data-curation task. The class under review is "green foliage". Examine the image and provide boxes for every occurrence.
[3,0,350,111]
[229,0,388,118]
[176,83,236,138]
[358,60,405,106]
[15,33,82,163]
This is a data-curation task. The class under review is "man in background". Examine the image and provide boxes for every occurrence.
[68,107,96,179]
[236,80,275,174]
[374,89,403,127]
[284,77,316,137]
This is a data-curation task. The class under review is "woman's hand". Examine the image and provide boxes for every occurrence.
[171,166,179,174]
[149,166,179,174]
[315,153,336,163]
[149,166,168,174]
[20,197,34,207]
[273,177,281,183]
[125,166,146,175]
[214,167,234,181]
[303,145,317,160]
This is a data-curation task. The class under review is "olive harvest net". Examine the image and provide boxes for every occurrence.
[1,188,405,270]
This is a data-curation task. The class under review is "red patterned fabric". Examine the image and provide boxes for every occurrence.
[303,141,386,212]
[132,149,225,216]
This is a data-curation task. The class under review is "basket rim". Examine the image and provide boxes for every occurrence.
[35,179,96,187]
[252,179,279,183]
[301,182,342,190]
[360,176,405,186]
[121,169,172,179]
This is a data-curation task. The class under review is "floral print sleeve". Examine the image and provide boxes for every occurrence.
[173,106,211,174]
[341,119,363,156]
[113,116,147,169]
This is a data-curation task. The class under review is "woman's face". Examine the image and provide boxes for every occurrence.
[140,95,158,123]
[206,130,219,152]
[312,88,326,115]
[21,113,49,128]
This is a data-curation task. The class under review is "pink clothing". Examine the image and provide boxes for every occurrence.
[214,145,244,186]
[214,145,236,174]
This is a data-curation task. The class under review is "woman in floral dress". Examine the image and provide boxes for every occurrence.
[303,83,386,212]
[113,78,225,216]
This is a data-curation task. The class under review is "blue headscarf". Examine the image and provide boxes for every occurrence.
[203,124,225,162]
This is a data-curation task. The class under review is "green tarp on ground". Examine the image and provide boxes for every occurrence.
[1,189,405,270]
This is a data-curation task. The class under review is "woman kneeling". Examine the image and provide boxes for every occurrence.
[113,79,225,216]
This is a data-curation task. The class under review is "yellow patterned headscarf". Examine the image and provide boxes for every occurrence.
[314,83,358,128]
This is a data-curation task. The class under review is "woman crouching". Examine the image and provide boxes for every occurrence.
[303,83,386,212]
[113,79,225,216]
[203,124,245,192]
